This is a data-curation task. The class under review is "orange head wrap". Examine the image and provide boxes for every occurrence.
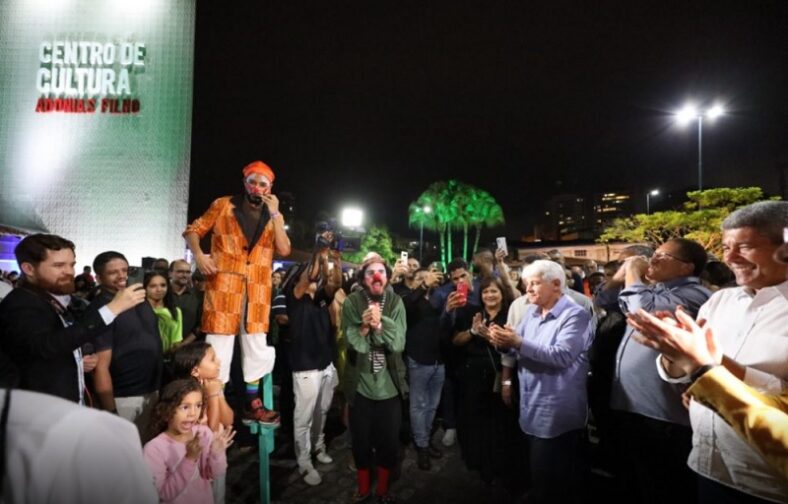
[242,160,275,183]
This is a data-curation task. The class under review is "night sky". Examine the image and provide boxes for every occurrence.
[190,0,788,239]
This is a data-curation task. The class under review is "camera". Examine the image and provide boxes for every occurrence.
[314,219,343,251]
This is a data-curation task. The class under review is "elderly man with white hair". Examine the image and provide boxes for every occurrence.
[490,259,594,504]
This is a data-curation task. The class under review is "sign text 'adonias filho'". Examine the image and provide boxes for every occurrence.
[34,40,146,114]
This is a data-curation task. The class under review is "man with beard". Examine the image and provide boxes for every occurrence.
[184,160,291,422]
[0,234,146,403]
[342,253,408,503]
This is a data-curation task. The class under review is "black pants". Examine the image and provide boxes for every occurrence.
[611,411,696,504]
[526,429,587,504]
[349,393,401,469]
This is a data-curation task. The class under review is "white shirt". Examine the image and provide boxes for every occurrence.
[0,281,12,302]
[1,389,158,504]
[49,293,116,405]
[680,281,788,502]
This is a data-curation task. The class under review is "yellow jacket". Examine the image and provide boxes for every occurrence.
[688,366,788,480]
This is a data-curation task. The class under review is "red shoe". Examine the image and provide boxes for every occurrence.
[245,398,280,425]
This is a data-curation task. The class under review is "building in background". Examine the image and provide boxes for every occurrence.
[0,0,196,266]
[592,191,633,236]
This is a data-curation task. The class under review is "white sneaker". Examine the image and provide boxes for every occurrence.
[300,466,322,486]
[441,428,457,447]
[315,449,333,464]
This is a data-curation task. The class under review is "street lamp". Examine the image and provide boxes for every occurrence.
[341,207,363,229]
[419,205,431,262]
[675,102,725,190]
[646,189,659,214]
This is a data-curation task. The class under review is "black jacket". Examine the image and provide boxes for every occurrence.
[0,287,107,402]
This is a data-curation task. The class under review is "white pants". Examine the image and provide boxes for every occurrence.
[292,364,338,469]
[206,331,276,384]
[115,392,158,442]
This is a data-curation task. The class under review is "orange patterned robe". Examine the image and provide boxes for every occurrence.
[183,195,275,335]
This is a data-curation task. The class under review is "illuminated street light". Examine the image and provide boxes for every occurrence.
[341,207,363,229]
[646,189,659,214]
[675,102,726,190]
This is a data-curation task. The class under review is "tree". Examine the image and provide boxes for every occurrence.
[598,187,776,256]
[465,189,505,258]
[342,225,397,265]
[409,180,506,264]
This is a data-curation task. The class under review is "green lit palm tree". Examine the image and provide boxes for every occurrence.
[468,189,505,257]
[411,180,504,264]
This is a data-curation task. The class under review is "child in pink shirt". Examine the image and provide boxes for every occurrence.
[144,379,235,504]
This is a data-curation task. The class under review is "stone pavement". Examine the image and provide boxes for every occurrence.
[226,425,518,504]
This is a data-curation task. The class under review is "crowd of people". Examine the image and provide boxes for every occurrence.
[0,159,786,504]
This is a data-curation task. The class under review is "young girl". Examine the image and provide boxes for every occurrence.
[144,379,234,504]
[173,342,234,432]
[173,342,235,504]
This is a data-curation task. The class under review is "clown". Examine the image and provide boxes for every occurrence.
[341,252,408,503]
[183,160,291,422]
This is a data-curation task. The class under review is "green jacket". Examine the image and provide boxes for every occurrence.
[341,285,408,405]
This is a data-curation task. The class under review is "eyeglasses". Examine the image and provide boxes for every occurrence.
[652,251,691,263]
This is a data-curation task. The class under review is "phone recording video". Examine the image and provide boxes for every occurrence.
[456,280,469,306]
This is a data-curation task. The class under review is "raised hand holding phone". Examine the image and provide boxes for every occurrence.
[496,237,508,257]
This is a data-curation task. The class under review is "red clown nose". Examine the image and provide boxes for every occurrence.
[372,272,384,283]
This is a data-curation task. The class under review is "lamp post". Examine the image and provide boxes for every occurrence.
[646,189,659,214]
[675,103,725,190]
[341,207,363,229]
[419,206,431,262]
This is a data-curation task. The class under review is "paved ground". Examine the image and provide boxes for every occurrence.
[226,425,518,504]
[225,412,621,504]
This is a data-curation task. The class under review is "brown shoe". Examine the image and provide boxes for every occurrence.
[245,398,280,425]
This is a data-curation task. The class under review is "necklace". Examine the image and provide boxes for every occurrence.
[362,289,387,374]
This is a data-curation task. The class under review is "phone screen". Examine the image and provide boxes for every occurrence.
[456,281,468,305]
[496,237,508,256]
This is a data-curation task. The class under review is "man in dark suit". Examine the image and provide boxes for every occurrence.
[0,234,145,404]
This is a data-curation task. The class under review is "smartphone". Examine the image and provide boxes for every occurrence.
[400,251,408,264]
[456,280,468,306]
[496,236,508,257]
[127,266,144,286]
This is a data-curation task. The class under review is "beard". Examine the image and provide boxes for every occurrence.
[42,276,76,295]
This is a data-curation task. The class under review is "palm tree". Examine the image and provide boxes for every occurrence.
[468,189,505,257]
[410,180,505,265]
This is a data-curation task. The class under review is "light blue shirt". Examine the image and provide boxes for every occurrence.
[512,295,593,438]
[611,276,711,424]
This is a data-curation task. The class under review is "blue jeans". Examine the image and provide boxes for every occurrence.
[407,357,445,448]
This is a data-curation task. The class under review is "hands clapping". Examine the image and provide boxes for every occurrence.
[210,424,236,455]
[488,323,521,349]
[362,304,381,333]
[627,306,721,375]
